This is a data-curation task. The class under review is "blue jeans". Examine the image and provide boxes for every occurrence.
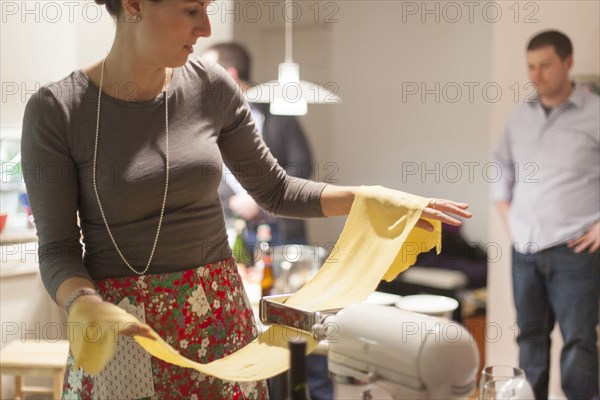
[512,245,599,400]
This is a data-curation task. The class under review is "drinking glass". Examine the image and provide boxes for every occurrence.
[478,366,524,400]
[480,380,505,400]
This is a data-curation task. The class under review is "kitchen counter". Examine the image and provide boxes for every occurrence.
[1,229,38,278]
[0,230,37,245]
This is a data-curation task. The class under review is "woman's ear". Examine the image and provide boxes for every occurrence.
[122,0,142,17]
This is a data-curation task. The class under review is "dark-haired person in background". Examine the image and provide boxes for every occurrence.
[202,42,334,400]
[202,42,314,248]
[493,30,599,400]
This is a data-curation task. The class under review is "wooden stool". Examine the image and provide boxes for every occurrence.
[0,340,69,400]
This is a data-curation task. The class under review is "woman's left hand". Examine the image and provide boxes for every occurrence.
[414,198,472,232]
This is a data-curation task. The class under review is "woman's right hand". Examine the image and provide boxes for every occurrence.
[68,299,155,340]
[58,278,155,339]
[67,300,155,375]
[415,198,472,231]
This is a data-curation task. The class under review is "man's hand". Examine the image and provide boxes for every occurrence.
[229,194,261,220]
[495,200,512,240]
[567,221,600,253]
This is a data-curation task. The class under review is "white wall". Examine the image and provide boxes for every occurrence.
[328,1,493,244]
[1,2,77,128]
[235,1,494,247]
[487,2,600,398]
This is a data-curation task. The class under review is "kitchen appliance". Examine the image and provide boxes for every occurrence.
[260,297,479,399]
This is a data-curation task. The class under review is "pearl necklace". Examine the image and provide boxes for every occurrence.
[92,58,170,275]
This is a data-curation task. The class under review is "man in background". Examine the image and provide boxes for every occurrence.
[493,30,599,400]
[203,42,314,247]
[202,42,334,400]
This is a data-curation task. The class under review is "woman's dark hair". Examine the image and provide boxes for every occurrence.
[94,0,122,17]
[94,0,162,19]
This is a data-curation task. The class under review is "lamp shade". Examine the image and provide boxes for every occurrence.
[244,62,340,116]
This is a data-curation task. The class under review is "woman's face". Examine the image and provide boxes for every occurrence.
[135,0,212,67]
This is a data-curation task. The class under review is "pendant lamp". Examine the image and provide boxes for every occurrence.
[243,0,341,115]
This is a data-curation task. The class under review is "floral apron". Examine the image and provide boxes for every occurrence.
[62,258,269,400]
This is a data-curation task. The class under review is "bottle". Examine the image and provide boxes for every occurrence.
[232,219,250,266]
[289,339,311,400]
[256,224,274,296]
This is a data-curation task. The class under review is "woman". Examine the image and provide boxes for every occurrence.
[21,0,471,398]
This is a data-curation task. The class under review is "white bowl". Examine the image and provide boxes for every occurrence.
[395,294,459,319]
[363,291,402,306]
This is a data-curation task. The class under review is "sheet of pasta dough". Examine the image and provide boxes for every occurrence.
[68,185,441,381]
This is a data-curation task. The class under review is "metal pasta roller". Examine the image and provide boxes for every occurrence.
[259,294,341,341]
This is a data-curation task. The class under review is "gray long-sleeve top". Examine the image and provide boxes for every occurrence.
[21,58,327,301]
